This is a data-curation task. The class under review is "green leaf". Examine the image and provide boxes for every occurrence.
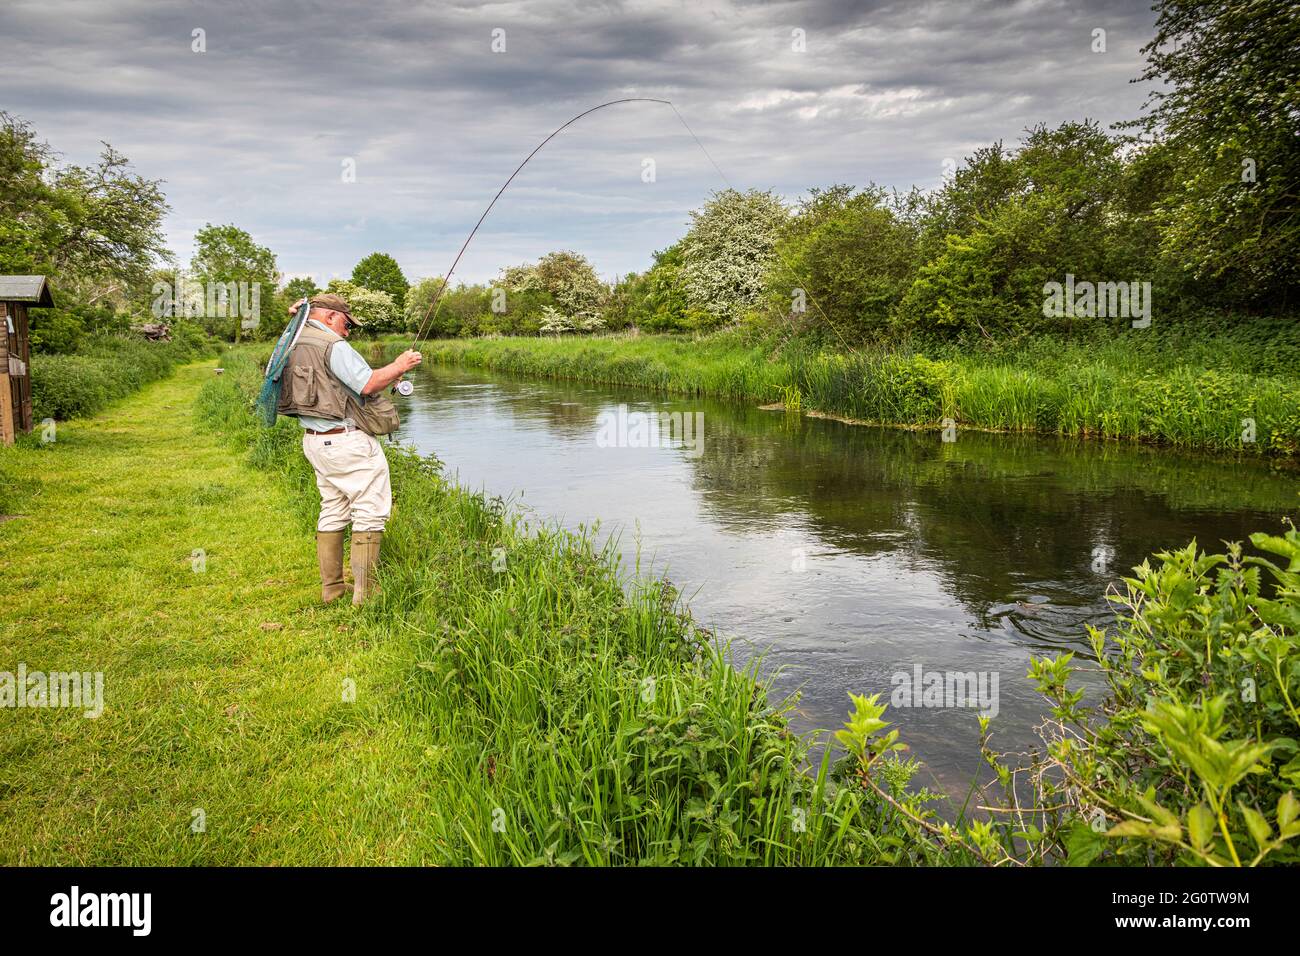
[1187,804,1215,851]
[1064,820,1106,866]
[1106,820,1152,839]
[1136,791,1180,830]
[1237,802,1272,850]
[1278,791,1299,831]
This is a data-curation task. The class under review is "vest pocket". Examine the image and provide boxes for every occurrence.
[289,365,317,407]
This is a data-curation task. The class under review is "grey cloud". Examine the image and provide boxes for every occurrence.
[0,0,1157,286]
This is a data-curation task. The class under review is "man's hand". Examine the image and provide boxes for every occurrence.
[288,297,306,316]
[362,350,423,395]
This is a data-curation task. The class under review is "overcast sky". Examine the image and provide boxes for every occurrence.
[1,0,1161,287]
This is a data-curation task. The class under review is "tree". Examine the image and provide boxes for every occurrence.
[679,188,788,327]
[898,121,1130,337]
[351,252,409,310]
[1,111,173,351]
[0,111,170,304]
[282,276,320,305]
[405,277,492,338]
[325,279,399,332]
[1125,0,1300,306]
[601,271,646,332]
[0,112,57,279]
[404,276,443,336]
[51,145,172,304]
[627,243,696,332]
[538,305,574,335]
[532,250,606,320]
[487,251,606,335]
[768,185,919,342]
[190,223,279,342]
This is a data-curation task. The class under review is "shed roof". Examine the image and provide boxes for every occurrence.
[0,275,53,307]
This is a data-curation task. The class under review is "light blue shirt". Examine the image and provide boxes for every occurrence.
[297,319,375,431]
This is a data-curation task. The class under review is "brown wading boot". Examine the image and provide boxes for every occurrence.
[350,530,383,606]
[316,530,348,603]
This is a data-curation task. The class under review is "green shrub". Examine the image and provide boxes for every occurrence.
[839,530,1300,866]
[31,329,215,422]
[767,185,918,342]
[30,355,113,420]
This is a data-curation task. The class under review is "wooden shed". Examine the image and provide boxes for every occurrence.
[0,275,53,445]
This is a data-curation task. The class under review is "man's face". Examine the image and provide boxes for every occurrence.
[314,308,352,337]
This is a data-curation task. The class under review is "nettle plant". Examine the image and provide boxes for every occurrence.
[840,526,1300,866]
[1045,526,1300,866]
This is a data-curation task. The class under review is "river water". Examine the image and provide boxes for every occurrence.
[392,363,1297,792]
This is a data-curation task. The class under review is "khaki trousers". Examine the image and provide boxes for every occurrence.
[302,430,392,532]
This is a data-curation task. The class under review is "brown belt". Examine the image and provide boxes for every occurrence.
[306,427,348,436]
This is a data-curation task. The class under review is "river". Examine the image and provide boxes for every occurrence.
[392,362,1297,793]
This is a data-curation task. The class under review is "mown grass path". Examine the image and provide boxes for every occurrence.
[0,363,445,864]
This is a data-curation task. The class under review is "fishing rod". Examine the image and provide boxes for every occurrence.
[409,97,672,349]
[405,96,851,363]
[267,97,775,412]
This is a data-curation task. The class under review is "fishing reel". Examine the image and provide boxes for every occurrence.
[392,379,415,396]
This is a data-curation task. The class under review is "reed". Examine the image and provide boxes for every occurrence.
[400,331,1300,456]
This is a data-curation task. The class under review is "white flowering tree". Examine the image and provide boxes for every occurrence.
[537,305,574,335]
[679,188,788,327]
[533,250,607,320]
[325,279,400,332]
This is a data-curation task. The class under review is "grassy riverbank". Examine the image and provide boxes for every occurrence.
[408,326,1300,457]
[3,354,1295,866]
[0,356,924,865]
[0,364,446,863]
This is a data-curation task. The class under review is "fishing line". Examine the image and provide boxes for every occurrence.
[408,97,854,354]
[661,101,855,355]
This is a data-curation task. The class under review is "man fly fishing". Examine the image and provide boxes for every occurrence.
[271,293,422,605]
[258,101,687,605]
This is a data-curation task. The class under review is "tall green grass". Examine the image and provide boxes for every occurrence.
[32,328,216,422]
[197,350,932,865]
[406,331,1300,456]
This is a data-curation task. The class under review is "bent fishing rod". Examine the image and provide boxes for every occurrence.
[400,95,849,389]
[408,97,673,353]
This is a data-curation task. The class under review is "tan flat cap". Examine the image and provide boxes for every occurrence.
[309,293,364,325]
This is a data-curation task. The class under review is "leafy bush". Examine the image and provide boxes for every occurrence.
[625,244,691,332]
[898,122,1135,338]
[839,529,1300,866]
[404,278,494,338]
[532,250,606,320]
[325,279,400,333]
[486,251,607,335]
[31,330,214,421]
[28,300,136,355]
[30,355,113,420]
[766,185,919,342]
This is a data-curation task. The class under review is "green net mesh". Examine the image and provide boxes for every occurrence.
[255,301,310,426]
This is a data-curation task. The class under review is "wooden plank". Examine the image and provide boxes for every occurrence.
[0,303,11,445]
[15,304,31,432]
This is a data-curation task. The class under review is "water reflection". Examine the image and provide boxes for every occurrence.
[394,364,1298,791]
